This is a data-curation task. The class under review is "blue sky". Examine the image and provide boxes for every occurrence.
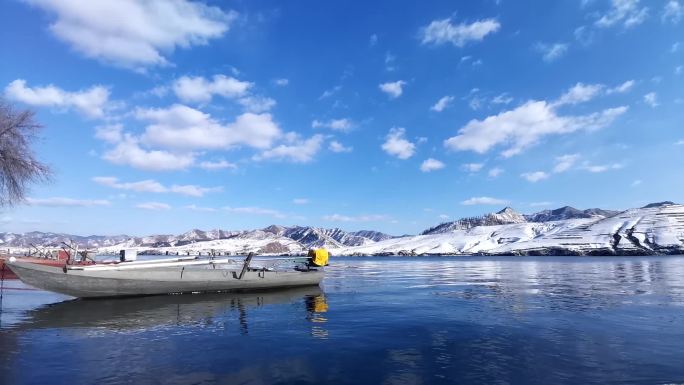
[0,0,683,236]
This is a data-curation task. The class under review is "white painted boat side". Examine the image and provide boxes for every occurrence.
[8,261,324,298]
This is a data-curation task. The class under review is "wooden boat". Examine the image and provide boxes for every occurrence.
[6,251,326,298]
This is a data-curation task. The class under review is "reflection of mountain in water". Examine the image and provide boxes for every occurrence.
[11,287,326,333]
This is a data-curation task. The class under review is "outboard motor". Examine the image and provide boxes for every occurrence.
[307,248,329,267]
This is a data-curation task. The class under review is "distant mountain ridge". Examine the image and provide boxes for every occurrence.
[1,203,681,256]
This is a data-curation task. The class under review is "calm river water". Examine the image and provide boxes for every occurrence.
[2,256,684,385]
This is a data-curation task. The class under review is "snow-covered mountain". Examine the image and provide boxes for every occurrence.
[338,202,684,256]
[2,203,682,256]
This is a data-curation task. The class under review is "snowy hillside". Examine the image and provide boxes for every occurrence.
[2,203,682,256]
[338,203,684,256]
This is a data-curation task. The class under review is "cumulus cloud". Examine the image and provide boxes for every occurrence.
[322,214,389,222]
[461,197,510,206]
[606,80,635,94]
[536,43,568,62]
[444,99,628,157]
[137,104,282,150]
[274,78,289,86]
[461,163,484,172]
[521,171,550,182]
[595,0,648,28]
[93,176,221,197]
[172,74,251,103]
[583,163,623,173]
[381,128,416,159]
[554,83,604,106]
[237,96,276,113]
[95,124,124,143]
[312,118,353,132]
[553,154,581,173]
[103,135,196,171]
[136,202,171,210]
[430,96,454,112]
[420,18,500,47]
[663,0,683,23]
[5,79,110,118]
[199,160,237,170]
[253,134,324,163]
[644,92,658,107]
[25,197,111,207]
[488,167,504,177]
[329,141,353,153]
[420,158,446,172]
[379,81,406,99]
[25,0,236,69]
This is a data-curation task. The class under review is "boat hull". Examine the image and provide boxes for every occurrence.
[8,261,324,298]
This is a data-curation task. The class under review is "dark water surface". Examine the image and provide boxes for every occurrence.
[2,256,684,385]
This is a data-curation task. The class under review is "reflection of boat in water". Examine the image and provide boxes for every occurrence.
[7,250,328,298]
[11,286,326,331]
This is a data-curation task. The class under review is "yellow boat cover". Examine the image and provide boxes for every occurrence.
[308,248,329,267]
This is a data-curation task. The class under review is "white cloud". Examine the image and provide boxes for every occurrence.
[322,214,388,222]
[439,214,450,220]
[644,92,658,107]
[431,95,454,112]
[606,80,635,94]
[93,176,221,197]
[172,75,252,103]
[26,0,236,69]
[663,0,683,23]
[137,104,282,150]
[554,83,604,106]
[274,78,289,86]
[492,93,513,105]
[420,158,446,172]
[536,43,569,62]
[93,177,166,193]
[595,0,648,28]
[224,206,285,218]
[584,163,623,173]
[25,197,111,207]
[292,198,309,205]
[319,85,341,100]
[199,160,237,170]
[381,127,415,159]
[136,202,171,211]
[253,134,324,163]
[103,135,195,171]
[95,124,124,143]
[329,141,353,153]
[444,100,628,157]
[461,197,510,206]
[676,139,684,145]
[5,79,110,118]
[369,34,378,46]
[521,171,550,182]
[553,154,580,173]
[488,167,504,177]
[379,81,406,99]
[238,96,276,113]
[184,204,217,212]
[312,118,353,132]
[631,179,642,187]
[461,163,484,172]
[420,18,500,47]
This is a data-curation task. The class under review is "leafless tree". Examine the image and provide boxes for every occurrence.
[0,99,51,206]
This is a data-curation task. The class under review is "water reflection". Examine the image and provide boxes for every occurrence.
[7,286,326,332]
[2,256,684,384]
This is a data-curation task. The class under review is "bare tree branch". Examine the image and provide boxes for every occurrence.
[0,98,52,206]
